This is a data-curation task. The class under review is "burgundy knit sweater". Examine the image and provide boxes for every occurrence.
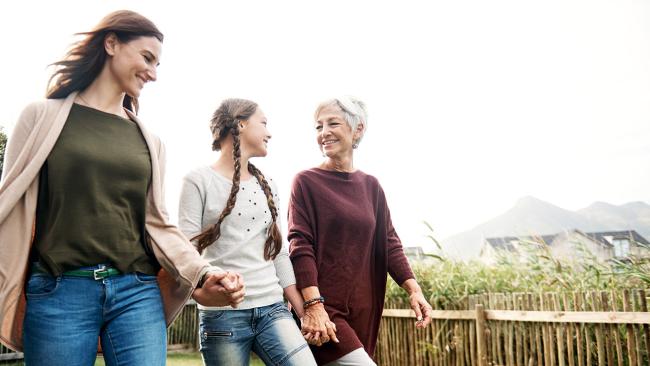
[288,168,415,364]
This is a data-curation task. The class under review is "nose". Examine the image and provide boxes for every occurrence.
[146,66,157,82]
[321,124,332,136]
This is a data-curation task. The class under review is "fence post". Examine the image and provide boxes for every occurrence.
[476,304,488,366]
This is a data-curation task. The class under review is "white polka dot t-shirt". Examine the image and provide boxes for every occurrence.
[178,166,296,310]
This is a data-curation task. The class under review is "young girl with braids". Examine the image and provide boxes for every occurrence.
[178,98,317,366]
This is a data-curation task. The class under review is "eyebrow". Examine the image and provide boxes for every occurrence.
[316,116,341,124]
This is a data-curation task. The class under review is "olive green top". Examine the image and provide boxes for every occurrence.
[34,103,157,276]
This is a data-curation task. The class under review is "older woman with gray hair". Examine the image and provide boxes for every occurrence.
[288,96,433,365]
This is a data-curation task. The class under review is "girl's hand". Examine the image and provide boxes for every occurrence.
[192,271,245,307]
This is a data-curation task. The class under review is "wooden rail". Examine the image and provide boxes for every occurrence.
[383,308,650,324]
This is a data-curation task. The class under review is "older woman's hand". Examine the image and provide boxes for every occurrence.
[301,303,339,346]
[402,278,432,328]
[408,291,433,328]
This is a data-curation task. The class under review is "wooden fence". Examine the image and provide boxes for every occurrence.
[376,289,650,366]
[3,290,650,365]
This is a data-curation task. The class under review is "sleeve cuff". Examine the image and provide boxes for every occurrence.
[196,265,225,288]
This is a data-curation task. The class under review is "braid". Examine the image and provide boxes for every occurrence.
[193,121,242,254]
[249,163,282,260]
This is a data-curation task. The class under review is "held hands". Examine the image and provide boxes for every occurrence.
[409,290,433,329]
[301,303,339,346]
[192,271,245,308]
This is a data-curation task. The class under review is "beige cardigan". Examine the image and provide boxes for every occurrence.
[0,92,212,351]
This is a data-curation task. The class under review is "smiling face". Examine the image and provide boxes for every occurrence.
[105,35,161,98]
[315,104,363,159]
[240,107,271,158]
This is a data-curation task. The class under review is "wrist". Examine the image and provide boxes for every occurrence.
[402,278,421,296]
[303,296,325,309]
[305,302,325,312]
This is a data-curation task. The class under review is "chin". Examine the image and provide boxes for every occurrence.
[127,87,142,99]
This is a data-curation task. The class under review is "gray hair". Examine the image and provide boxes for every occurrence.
[314,96,368,145]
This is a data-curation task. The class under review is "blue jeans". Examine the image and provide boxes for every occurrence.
[23,264,167,366]
[199,302,316,366]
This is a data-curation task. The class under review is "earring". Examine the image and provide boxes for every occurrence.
[352,143,359,149]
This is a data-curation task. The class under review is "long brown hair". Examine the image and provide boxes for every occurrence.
[46,10,163,113]
[193,99,282,260]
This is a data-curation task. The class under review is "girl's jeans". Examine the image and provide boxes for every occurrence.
[199,302,316,365]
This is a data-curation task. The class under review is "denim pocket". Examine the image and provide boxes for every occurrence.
[134,272,158,284]
[200,310,226,320]
[203,330,233,338]
[199,310,233,344]
[25,274,60,298]
[267,303,291,319]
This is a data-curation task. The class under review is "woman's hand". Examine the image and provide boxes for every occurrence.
[301,303,339,346]
[402,278,432,328]
[192,271,245,307]
[408,290,433,328]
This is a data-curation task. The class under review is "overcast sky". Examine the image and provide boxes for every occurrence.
[1,0,649,253]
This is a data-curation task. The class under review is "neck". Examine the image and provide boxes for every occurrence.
[320,153,355,173]
[78,67,128,117]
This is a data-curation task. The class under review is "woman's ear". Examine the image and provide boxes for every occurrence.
[354,121,365,140]
[104,33,118,56]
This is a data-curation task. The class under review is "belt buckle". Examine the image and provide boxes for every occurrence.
[93,266,107,280]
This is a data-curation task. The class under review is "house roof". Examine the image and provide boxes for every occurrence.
[584,230,650,247]
[484,230,649,250]
[484,237,518,251]
[485,234,556,251]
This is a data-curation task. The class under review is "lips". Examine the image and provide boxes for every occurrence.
[136,75,146,89]
[322,140,337,146]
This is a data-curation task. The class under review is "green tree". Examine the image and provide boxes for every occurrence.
[0,126,6,178]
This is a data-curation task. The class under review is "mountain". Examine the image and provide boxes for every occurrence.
[578,201,650,239]
[441,197,650,259]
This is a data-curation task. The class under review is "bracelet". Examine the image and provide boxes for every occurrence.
[303,296,325,308]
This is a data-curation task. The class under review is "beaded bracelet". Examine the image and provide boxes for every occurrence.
[303,296,325,308]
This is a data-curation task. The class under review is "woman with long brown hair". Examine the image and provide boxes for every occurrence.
[178,98,316,365]
[0,10,243,365]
